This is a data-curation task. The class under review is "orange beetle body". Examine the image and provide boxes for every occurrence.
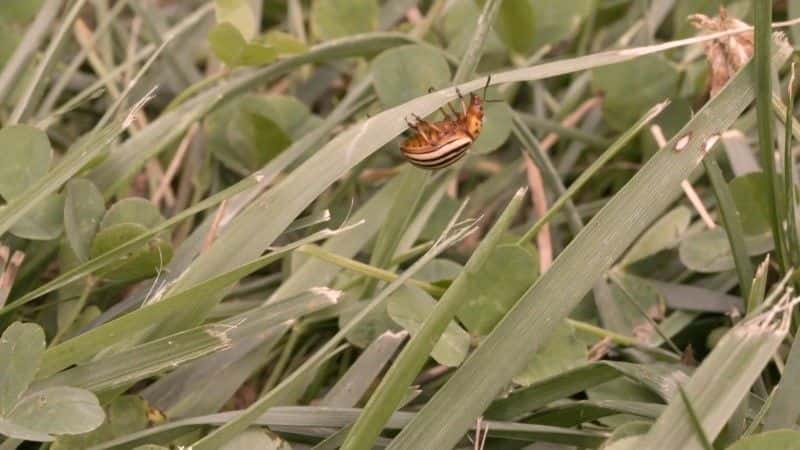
[400,78,490,170]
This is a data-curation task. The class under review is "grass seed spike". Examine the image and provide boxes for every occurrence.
[400,76,492,169]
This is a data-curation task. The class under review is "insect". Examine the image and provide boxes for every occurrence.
[400,76,492,169]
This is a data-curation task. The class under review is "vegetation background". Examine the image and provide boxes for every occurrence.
[0,0,799,449]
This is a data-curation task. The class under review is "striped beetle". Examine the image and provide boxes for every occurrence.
[400,76,492,169]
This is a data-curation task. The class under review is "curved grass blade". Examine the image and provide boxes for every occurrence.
[386,35,793,450]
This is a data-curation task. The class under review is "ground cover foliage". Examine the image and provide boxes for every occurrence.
[1,0,800,449]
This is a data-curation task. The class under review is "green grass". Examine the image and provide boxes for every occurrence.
[1,1,800,449]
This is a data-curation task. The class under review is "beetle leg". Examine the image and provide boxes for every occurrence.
[412,113,444,133]
[455,87,467,115]
[406,115,432,143]
[428,86,455,120]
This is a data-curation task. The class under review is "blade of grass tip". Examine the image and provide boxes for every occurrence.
[755,3,789,272]
[7,0,90,124]
[677,385,715,450]
[702,154,754,300]
[783,62,800,266]
[0,0,62,106]
[386,35,793,450]
[519,100,670,243]
[340,189,527,450]
[747,256,770,315]
[189,207,478,450]
[636,289,795,449]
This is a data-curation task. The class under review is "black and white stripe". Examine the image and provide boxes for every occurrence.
[403,136,472,169]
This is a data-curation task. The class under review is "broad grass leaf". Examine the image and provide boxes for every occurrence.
[679,228,773,272]
[622,206,691,265]
[592,54,680,130]
[387,286,470,367]
[214,0,257,40]
[221,428,292,450]
[90,223,173,282]
[311,0,378,40]
[101,198,163,230]
[726,430,800,450]
[456,237,538,336]
[729,172,771,235]
[51,395,149,450]
[0,322,44,415]
[512,321,587,386]
[372,45,452,107]
[63,178,105,261]
[6,387,104,436]
[0,125,51,200]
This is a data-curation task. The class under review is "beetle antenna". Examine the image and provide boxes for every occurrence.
[482,75,491,98]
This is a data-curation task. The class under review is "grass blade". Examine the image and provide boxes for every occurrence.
[636,291,794,449]
[341,189,526,449]
[386,35,792,450]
